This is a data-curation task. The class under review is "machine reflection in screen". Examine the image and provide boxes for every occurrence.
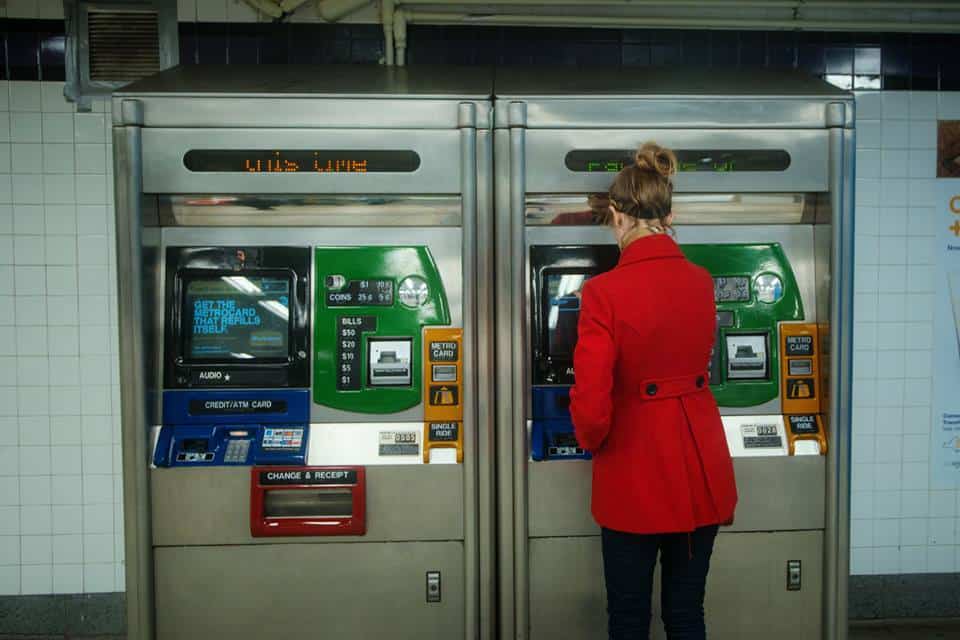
[546,273,592,359]
[184,275,291,361]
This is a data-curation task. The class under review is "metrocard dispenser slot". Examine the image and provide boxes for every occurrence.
[250,466,365,537]
[423,328,464,462]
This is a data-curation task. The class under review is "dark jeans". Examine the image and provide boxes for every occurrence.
[601,525,719,640]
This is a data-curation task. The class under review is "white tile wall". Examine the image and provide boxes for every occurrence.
[1,26,958,596]
[849,90,960,576]
[0,81,121,595]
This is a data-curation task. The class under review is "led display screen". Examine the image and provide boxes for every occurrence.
[564,149,791,173]
[183,276,291,361]
[183,150,421,173]
[545,273,593,358]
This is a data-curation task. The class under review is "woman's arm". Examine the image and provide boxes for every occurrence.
[570,282,616,452]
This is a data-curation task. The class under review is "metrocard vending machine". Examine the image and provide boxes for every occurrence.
[494,69,854,640]
[113,65,494,640]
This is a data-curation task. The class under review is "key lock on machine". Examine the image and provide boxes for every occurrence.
[529,242,828,460]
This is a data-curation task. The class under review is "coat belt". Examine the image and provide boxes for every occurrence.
[639,373,709,400]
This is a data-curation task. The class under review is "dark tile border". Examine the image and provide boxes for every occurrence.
[2,18,960,89]
[0,594,125,636]
[850,574,960,620]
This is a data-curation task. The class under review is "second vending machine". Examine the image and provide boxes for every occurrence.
[493,67,854,640]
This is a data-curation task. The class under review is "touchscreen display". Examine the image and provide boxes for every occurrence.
[184,276,291,361]
[545,273,593,358]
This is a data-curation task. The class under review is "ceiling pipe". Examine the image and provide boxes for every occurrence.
[395,8,410,66]
[401,9,960,32]
[316,0,376,21]
[383,0,397,65]
[241,0,285,18]
[280,0,314,11]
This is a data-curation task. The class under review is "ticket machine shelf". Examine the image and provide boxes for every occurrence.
[527,456,825,539]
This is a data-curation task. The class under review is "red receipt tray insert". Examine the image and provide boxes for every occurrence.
[250,466,366,537]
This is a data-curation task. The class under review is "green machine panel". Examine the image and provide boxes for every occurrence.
[314,246,450,414]
[681,243,804,408]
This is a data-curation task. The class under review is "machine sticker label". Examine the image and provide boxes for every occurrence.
[430,341,459,362]
[261,427,304,450]
[188,399,288,415]
[326,279,394,307]
[429,385,459,406]
[336,315,377,391]
[741,423,783,449]
[787,378,816,400]
[428,422,459,442]
[785,335,815,356]
[788,415,819,435]
[378,431,419,456]
[260,469,358,485]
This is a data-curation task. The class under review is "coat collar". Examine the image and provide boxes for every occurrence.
[617,234,684,267]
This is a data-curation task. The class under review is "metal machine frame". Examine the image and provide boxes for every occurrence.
[113,65,495,640]
[493,68,854,640]
[113,64,854,640]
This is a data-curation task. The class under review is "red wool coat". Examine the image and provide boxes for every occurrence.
[569,234,738,534]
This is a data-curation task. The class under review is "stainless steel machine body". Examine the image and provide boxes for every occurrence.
[493,68,854,640]
[113,65,495,640]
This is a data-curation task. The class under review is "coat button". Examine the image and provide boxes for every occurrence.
[646,383,658,396]
[696,376,705,388]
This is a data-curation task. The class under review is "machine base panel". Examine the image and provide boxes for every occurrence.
[154,541,465,639]
[529,530,822,640]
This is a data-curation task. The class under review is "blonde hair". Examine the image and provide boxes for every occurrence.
[608,142,677,229]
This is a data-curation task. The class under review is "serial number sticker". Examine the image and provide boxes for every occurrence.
[741,423,783,449]
[378,431,420,456]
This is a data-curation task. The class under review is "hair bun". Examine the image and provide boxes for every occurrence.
[634,142,677,178]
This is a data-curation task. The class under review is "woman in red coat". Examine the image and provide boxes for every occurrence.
[569,143,737,640]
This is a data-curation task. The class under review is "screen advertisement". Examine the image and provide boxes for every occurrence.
[183,275,291,362]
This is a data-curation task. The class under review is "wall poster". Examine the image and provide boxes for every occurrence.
[932,120,960,487]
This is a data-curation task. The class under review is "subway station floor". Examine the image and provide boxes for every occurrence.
[849,619,960,639]
[1,622,960,640]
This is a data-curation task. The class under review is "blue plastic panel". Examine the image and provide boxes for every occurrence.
[162,389,309,424]
[531,387,590,461]
[153,423,307,467]
[156,389,309,467]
